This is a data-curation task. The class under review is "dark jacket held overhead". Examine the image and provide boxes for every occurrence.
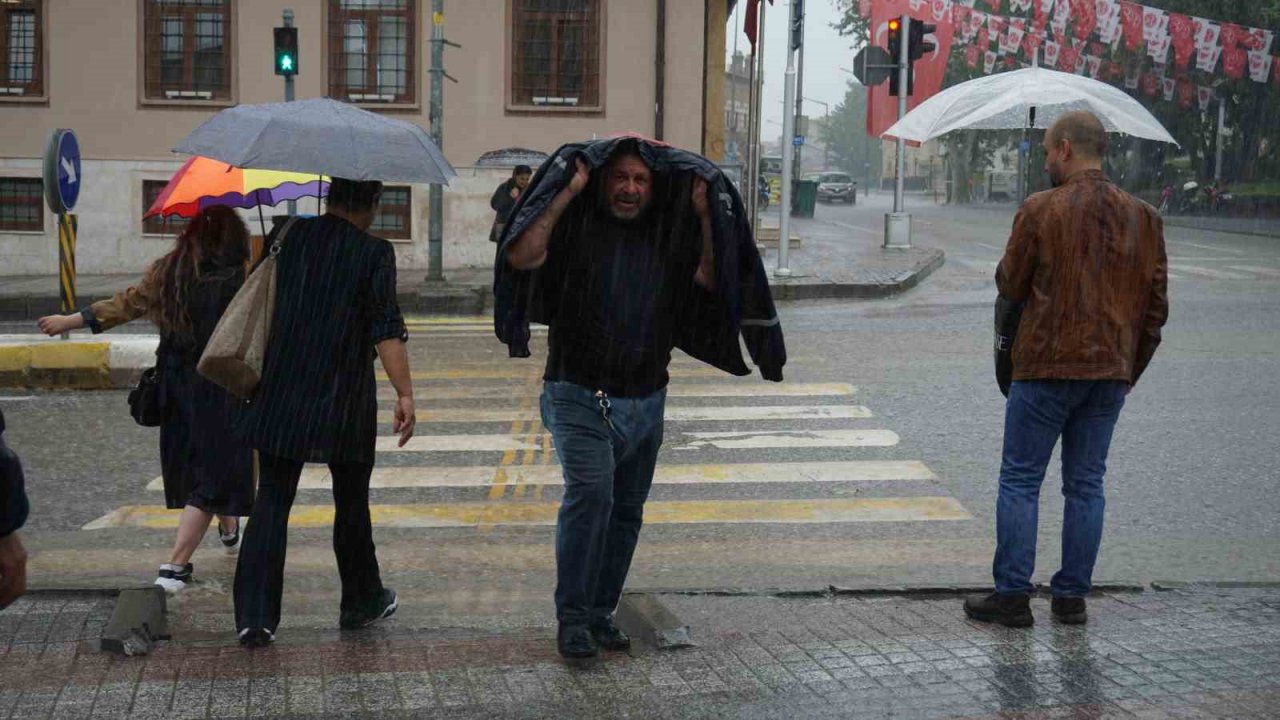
[492,136,786,383]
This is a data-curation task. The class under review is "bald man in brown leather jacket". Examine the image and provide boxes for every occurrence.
[966,111,1169,628]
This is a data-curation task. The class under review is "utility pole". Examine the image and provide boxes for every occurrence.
[791,0,805,182]
[283,9,296,217]
[884,14,911,249]
[860,41,871,197]
[1214,97,1226,183]
[426,0,450,282]
[748,0,767,245]
[776,0,800,277]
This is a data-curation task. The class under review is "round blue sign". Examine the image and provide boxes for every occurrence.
[43,129,81,214]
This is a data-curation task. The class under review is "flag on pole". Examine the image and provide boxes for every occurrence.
[745,0,775,53]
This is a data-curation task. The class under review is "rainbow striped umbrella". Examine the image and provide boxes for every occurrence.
[144,155,328,219]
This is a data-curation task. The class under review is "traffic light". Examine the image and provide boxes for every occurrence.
[790,0,805,51]
[908,20,937,61]
[887,18,904,96]
[273,26,298,76]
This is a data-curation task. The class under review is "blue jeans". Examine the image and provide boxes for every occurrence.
[540,381,666,625]
[994,380,1127,597]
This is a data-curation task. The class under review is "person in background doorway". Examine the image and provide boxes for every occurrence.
[490,165,533,243]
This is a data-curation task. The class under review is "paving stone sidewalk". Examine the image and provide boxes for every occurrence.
[2,586,1278,719]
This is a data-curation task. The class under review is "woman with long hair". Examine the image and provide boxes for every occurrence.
[38,205,256,593]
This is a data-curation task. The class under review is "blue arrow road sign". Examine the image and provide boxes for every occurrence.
[793,136,806,146]
[43,129,81,214]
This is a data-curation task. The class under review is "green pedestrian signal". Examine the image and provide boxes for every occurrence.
[274,27,298,76]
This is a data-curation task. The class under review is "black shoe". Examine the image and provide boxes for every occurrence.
[964,592,1034,627]
[339,588,398,629]
[219,518,241,555]
[557,623,599,659]
[1051,596,1087,625]
[238,628,275,648]
[590,617,631,651]
[154,563,193,595]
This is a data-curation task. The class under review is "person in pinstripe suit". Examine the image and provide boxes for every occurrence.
[232,178,417,647]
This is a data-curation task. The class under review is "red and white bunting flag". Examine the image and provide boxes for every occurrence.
[1274,57,1280,86]
[1222,46,1247,79]
[1177,80,1195,110]
[965,45,982,68]
[1009,17,1026,32]
[1022,29,1044,58]
[1099,14,1122,45]
[977,27,990,50]
[1153,62,1166,82]
[1006,27,1025,55]
[930,0,953,23]
[1248,50,1272,83]
[1220,23,1247,49]
[1168,13,1194,43]
[956,0,977,6]
[1120,1,1144,51]
[984,50,998,74]
[971,10,987,36]
[984,0,1002,11]
[1095,0,1119,24]
[1087,55,1103,78]
[1161,77,1176,101]
[1142,7,1168,44]
[1141,72,1159,96]
[1069,0,1097,42]
[1013,0,1033,11]
[1195,20,1220,52]
[1197,85,1213,111]
[1059,42,1083,73]
[1245,29,1274,55]
[1196,44,1223,73]
[987,14,1007,38]
[1051,0,1070,38]
[1044,39,1061,67]
[1147,34,1171,65]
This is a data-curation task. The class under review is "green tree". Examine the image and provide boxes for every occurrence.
[821,80,884,187]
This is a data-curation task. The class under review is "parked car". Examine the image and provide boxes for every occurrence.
[812,172,857,204]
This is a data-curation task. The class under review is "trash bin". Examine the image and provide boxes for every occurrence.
[791,179,818,218]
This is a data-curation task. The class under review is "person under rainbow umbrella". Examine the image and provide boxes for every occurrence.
[145,155,329,235]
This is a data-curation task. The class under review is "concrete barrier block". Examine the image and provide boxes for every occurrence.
[615,593,694,650]
[100,586,169,656]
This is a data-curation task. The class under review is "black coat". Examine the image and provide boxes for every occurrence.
[0,410,27,538]
[492,136,786,382]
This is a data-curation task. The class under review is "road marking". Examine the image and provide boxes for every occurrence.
[377,434,543,453]
[377,382,857,401]
[377,405,874,424]
[84,496,972,530]
[1167,240,1244,255]
[0,396,36,401]
[827,220,880,237]
[147,460,937,491]
[1169,265,1248,280]
[380,366,723,381]
[972,242,1006,252]
[674,429,898,450]
[1226,265,1280,278]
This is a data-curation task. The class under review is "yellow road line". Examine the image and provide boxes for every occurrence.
[377,382,857,401]
[84,497,972,530]
[147,460,937,492]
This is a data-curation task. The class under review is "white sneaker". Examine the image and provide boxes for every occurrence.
[219,519,241,556]
[154,563,192,594]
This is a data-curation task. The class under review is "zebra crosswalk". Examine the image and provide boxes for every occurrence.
[956,257,1280,283]
[85,318,972,532]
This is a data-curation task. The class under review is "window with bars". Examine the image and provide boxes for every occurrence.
[142,180,190,235]
[0,178,43,232]
[328,0,416,105]
[143,0,231,102]
[0,0,42,98]
[369,185,411,240]
[510,0,601,110]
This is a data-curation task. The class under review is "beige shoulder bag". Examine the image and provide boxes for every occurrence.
[197,216,300,400]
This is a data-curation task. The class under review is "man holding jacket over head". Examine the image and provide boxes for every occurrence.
[967,111,1169,628]
[498,137,785,659]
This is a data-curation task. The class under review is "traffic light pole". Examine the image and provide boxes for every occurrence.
[283,9,296,217]
[884,13,911,249]
[426,0,446,282]
[775,0,799,278]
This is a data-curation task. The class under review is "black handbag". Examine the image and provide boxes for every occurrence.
[128,366,163,427]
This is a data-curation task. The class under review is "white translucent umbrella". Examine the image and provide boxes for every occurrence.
[882,67,1178,146]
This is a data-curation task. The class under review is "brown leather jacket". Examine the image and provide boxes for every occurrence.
[997,169,1168,385]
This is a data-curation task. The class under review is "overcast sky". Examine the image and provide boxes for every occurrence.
[726,0,865,135]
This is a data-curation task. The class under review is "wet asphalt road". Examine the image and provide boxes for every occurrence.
[2,194,1278,631]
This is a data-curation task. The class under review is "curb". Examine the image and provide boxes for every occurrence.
[768,249,946,301]
[1161,216,1280,239]
[0,335,156,390]
[640,580,1148,599]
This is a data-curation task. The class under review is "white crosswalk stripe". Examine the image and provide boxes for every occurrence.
[377,405,873,424]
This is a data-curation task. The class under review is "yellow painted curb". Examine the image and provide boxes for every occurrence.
[29,342,110,370]
[0,341,113,389]
[0,346,32,374]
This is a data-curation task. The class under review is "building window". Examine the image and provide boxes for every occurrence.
[328,0,416,105]
[0,178,43,232]
[143,0,232,102]
[0,0,43,98]
[142,180,190,235]
[370,185,411,240]
[510,0,601,109]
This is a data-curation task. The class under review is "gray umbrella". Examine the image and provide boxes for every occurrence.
[173,97,456,185]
